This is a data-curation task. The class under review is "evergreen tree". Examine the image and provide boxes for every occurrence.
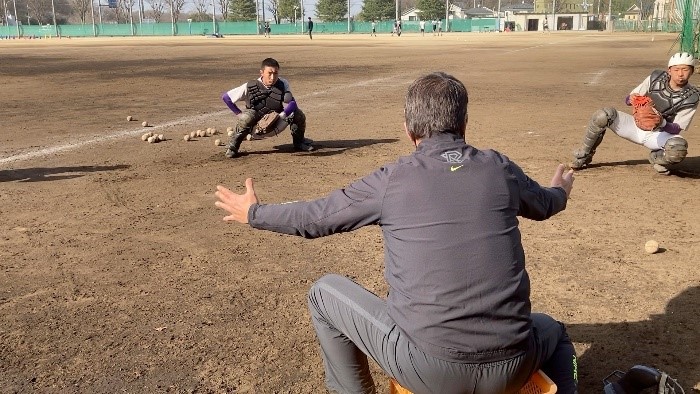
[228,0,257,21]
[315,0,346,21]
[358,0,394,21]
[278,0,301,22]
[416,0,444,20]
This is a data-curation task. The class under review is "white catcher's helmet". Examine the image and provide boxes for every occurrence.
[668,52,696,68]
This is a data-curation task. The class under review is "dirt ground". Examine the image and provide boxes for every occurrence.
[1,32,698,394]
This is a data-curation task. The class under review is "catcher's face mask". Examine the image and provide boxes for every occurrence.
[260,66,280,88]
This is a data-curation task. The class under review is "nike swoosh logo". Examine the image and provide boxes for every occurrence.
[450,165,463,172]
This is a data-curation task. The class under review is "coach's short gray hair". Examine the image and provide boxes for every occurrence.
[404,72,468,140]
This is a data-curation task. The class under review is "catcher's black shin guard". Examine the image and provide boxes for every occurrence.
[290,124,314,152]
[225,130,249,158]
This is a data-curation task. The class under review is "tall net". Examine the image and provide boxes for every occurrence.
[678,0,700,56]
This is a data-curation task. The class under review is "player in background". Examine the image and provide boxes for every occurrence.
[220,58,314,158]
[571,52,698,174]
[419,20,426,36]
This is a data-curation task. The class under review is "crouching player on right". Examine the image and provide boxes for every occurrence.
[571,52,699,175]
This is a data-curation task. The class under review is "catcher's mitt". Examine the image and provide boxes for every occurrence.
[254,112,280,135]
[631,94,662,131]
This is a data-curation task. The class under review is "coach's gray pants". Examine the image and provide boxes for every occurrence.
[308,274,578,394]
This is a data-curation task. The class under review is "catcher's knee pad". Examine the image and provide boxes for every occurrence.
[664,136,688,164]
[237,110,257,128]
[591,107,617,128]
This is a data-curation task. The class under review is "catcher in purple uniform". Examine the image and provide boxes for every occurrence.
[571,52,699,175]
[221,58,314,158]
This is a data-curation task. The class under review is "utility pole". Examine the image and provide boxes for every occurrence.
[445,0,449,32]
[51,0,58,37]
[12,0,18,36]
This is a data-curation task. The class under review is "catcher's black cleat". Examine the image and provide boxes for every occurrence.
[603,365,685,394]
[225,148,240,158]
[293,142,315,152]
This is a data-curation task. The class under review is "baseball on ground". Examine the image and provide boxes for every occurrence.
[184,134,191,141]
[214,139,222,146]
[127,115,133,121]
[142,121,149,127]
[644,240,659,254]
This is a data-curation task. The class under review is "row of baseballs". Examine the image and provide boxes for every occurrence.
[183,127,222,141]
[127,115,150,127]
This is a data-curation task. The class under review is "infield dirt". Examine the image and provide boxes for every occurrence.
[1,33,698,393]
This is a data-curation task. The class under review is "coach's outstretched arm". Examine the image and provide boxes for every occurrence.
[215,178,258,224]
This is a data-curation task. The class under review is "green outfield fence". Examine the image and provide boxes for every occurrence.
[0,15,696,49]
[0,18,502,38]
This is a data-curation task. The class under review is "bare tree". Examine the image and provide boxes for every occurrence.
[193,0,208,16]
[266,0,279,22]
[71,0,92,23]
[167,0,185,21]
[27,0,51,24]
[217,0,228,19]
[148,0,165,21]
[118,0,136,22]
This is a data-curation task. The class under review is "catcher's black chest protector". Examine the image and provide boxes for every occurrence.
[648,70,700,121]
[246,80,285,117]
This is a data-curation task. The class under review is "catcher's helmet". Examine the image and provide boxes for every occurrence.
[668,52,696,68]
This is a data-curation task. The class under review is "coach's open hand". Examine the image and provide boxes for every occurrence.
[215,178,259,223]
[551,164,575,198]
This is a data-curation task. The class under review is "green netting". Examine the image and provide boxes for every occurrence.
[0,18,502,38]
[678,0,700,56]
[5,16,696,39]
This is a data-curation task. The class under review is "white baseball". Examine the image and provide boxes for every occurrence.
[214,139,222,146]
[141,133,150,141]
[184,134,191,141]
[158,134,164,141]
[147,136,157,143]
[127,115,133,121]
[190,131,196,139]
[142,121,149,127]
[644,240,659,254]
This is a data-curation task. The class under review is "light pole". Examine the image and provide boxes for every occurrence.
[90,0,96,36]
[50,0,57,36]
[293,5,297,25]
[12,0,18,36]
[211,0,216,35]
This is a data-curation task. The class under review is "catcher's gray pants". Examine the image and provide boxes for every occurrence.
[308,274,578,394]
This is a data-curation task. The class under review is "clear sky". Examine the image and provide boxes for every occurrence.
[260,0,364,20]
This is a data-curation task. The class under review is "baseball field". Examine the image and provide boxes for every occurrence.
[1,32,698,393]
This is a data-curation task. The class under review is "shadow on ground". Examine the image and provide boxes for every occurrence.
[568,286,699,392]
[0,165,130,182]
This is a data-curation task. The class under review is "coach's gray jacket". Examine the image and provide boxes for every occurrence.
[248,133,568,363]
